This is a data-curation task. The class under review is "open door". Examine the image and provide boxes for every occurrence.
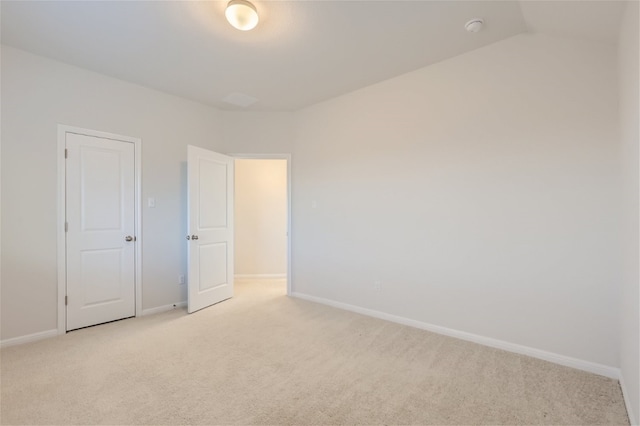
[187,145,234,313]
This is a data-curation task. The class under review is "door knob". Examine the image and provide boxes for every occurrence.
[125,236,134,242]
[186,235,190,240]
[191,235,199,240]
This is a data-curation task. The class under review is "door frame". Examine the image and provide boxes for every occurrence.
[231,153,292,296]
[56,125,142,335]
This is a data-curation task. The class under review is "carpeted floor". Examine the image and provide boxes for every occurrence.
[0,279,629,425]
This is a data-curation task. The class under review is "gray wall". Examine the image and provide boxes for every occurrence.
[292,33,621,367]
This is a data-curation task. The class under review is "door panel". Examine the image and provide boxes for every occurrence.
[80,249,123,305]
[199,159,228,228]
[81,149,122,230]
[198,242,228,291]
[188,145,234,313]
[66,133,136,330]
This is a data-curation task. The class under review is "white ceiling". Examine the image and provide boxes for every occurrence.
[520,0,626,45]
[0,1,626,111]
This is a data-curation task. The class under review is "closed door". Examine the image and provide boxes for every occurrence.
[187,145,234,313]
[65,132,136,331]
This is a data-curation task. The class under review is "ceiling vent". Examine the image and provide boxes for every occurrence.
[222,92,259,108]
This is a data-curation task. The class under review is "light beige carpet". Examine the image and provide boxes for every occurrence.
[0,279,629,425]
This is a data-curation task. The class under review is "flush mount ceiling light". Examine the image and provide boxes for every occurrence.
[225,0,259,31]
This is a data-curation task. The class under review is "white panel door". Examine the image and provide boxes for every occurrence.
[187,145,234,313]
[66,133,136,331]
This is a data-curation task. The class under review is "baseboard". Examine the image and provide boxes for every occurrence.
[235,274,286,280]
[141,301,187,316]
[1,304,188,346]
[0,329,59,348]
[290,292,621,380]
[620,374,638,425]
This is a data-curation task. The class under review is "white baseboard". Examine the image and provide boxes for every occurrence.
[141,301,187,316]
[290,292,621,380]
[1,303,188,346]
[620,374,638,425]
[235,274,286,280]
[0,329,59,348]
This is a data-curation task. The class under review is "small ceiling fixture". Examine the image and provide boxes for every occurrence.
[465,18,484,33]
[225,0,259,31]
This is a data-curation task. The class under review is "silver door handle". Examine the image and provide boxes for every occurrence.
[125,236,134,242]
[186,235,190,240]
[191,235,199,240]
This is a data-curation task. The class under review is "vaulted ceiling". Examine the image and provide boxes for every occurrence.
[1,1,626,111]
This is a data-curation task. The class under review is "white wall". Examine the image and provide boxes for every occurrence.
[219,111,295,155]
[618,1,640,422]
[292,33,621,368]
[0,46,293,341]
[235,159,287,276]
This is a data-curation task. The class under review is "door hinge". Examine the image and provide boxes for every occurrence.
[65,222,68,232]
[65,149,68,159]
[65,295,68,306]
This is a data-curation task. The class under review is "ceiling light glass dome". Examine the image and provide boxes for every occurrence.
[225,0,259,31]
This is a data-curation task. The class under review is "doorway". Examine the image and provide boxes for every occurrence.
[233,155,291,295]
[57,126,142,333]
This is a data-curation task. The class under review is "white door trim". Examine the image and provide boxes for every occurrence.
[230,153,292,296]
[57,125,142,335]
